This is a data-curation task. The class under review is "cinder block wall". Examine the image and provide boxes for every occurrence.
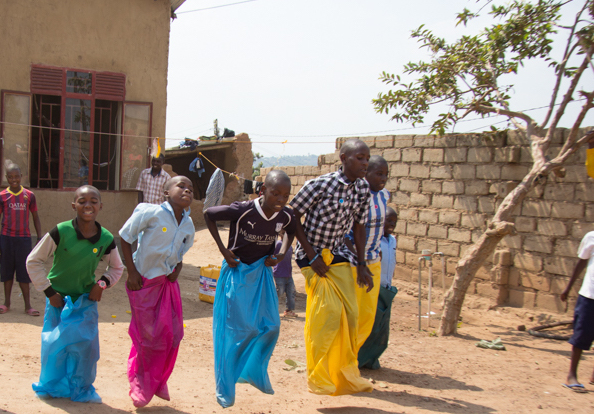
[256,128,594,313]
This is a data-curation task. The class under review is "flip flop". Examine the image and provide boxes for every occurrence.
[0,305,8,314]
[562,383,587,393]
[25,308,40,317]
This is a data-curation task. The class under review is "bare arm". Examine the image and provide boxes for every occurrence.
[31,210,42,244]
[561,258,588,301]
[353,221,374,292]
[204,210,240,267]
[121,239,143,291]
[293,210,329,277]
[265,230,296,267]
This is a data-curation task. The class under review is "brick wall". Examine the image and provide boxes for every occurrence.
[256,128,594,313]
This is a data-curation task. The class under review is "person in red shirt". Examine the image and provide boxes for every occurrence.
[0,164,42,315]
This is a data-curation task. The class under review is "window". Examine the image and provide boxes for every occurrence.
[17,65,152,190]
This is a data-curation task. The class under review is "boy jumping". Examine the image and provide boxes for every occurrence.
[560,231,594,392]
[290,139,374,396]
[27,185,124,403]
[204,170,296,408]
[120,175,196,407]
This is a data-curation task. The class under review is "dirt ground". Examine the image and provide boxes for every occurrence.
[1,225,593,414]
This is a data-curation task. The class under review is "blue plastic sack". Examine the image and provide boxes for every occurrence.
[33,294,101,403]
[213,257,280,408]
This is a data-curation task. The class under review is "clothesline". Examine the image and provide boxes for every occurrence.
[198,151,243,182]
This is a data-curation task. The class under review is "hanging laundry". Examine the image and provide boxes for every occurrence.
[254,181,263,195]
[243,179,254,194]
[189,157,205,177]
[203,168,225,212]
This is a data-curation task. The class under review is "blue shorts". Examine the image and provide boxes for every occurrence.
[569,295,594,351]
[0,235,32,283]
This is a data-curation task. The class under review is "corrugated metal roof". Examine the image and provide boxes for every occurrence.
[170,0,186,12]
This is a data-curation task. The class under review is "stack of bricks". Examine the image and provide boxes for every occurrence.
[256,128,594,313]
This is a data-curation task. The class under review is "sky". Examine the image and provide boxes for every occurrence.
[165,0,594,159]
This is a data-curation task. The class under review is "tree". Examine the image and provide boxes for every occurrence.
[253,152,264,179]
[373,0,594,335]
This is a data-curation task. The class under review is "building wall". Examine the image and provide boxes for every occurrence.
[256,129,594,313]
[0,0,171,137]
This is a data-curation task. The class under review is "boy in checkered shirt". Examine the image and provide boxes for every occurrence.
[289,139,374,396]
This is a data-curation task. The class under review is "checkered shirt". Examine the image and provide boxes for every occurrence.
[289,168,370,266]
[136,168,171,205]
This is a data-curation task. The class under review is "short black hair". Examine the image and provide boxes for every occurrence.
[264,170,291,188]
[368,155,388,172]
[153,153,165,161]
[339,139,369,157]
[164,175,192,191]
[386,206,398,219]
[5,163,21,174]
[74,185,101,201]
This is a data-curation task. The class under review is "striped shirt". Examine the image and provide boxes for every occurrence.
[136,168,171,205]
[289,168,370,266]
[0,186,37,237]
[344,188,390,261]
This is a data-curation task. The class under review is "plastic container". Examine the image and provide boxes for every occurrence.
[199,264,221,304]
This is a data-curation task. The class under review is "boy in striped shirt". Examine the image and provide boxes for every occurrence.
[0,164,41,316]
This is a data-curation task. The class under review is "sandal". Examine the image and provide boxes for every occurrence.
[26,308,40,316]
[0,305,9,314]
[283,310,297,318]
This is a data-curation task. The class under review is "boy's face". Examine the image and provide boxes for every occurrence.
[384,213,398,237]
[72,188,102,223]
[5,170,22,189]
[366,163,388,192]
[165,176,194,209]
[341,146,370,181]
[262,181,291,214]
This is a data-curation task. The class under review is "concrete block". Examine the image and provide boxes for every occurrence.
[520,273,550,291]
[430,165,452,179]
[523,235,553,254]
[489,181,517,198]
[537,293,565,313]
[587,204,594,222]
[544,256,578,277]
[410,193,431,207]
[554,239,580,257]
[467,147,493,163]
[320,165,331,174]
[507,129,528,145]
[477,196,496,213]
[391,163,410,177]
[493,250,512,266]
[481,131,507,147]
[383,148,401,162]
[575,182,594,202]
[385,178,398,191]
[452,165,475,180]
[519,147,533,163]
[433,134,458,148]
[393,191,411,205]
[444,148,467,163]
[419,209,439,224]
[423,148,444,163]
[335,137,347,150]
[422,180,442,193]
[442,181,464,194]
[471,229,484,243]
[550,276,579,295]
[410,164,431,179]
[360,136,375,149]
[563,165,588,183]
[428,225,448,239]
[405,252,421,266]
[396,250,406,265]
[465,181,490,196]
[501,165,530,181]
[521,200,552,217]
[501,235,523,253]
[439,211,460,225]
[395,220,407,234]
[508,268,521,287]
[526,183,545,199]
[508,289,536,308]
[402,148,422,163]
[398,236,416,251]
[448,228,471,242]
[438,240,460,256]
[432,195,454,209]
[399,178,420,193]
[515,217,536,232]
[399,209,418,221]
[494,148,506,163]
[407,222,428,236]
[550,202,584,219]
[376,135,394,148]
[317,155,325,166]
[476,164,501,180]
[543,183,575,201]
[392,135,414,148]
[571,222,594,239]
[537,219,567,236]
[461,213,487,229]
[414,135,434,148]
[513,253,543,272]
[476,283,501,299]
[454,196,478,212]
[417,239,437,252]
[456,133,482,147]
[294,166,304,175]
[475,265,494,281]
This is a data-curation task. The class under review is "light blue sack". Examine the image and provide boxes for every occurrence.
[213,257,280,408]
[33,294,101,403]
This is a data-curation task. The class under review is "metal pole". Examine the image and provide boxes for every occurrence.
[418,257,423,331]
[427,258,433,328]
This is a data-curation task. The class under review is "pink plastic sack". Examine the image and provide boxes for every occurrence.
[126,275,184,407]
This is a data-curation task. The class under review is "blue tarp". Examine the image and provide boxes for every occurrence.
[213,257,280,408]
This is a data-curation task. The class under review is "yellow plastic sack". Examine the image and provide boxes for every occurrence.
[199,265,221,304]
[586,148,594,179]
[352,260,381,355]
[301,249,372,396]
